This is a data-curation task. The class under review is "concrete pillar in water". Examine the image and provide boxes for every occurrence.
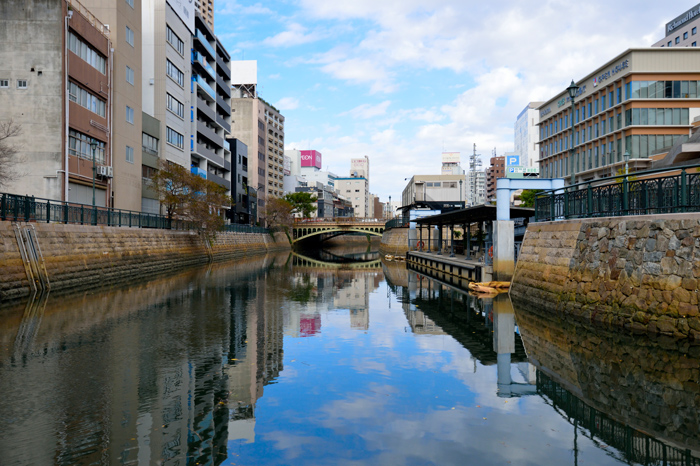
[493,220,515,282]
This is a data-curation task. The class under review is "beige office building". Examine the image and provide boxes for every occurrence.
[336,177,369,217]
[82,0,143,210]
[537,48,700,184]
[195,0,214,31]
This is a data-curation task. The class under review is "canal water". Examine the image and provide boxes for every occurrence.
[0,247,698,465]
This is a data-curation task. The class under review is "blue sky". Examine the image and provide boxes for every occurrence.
[214,0,697,201]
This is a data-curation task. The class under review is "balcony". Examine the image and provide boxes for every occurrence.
[216,55,231,79]
[193,74,215,102]
[191,166,207,179]
[194,29,216,59]
[197,123,223,149]
[192,51,215,80]
[216,114,231,133]
[194,143,224,166]
[223,140,230,152]
[216,74,231,97]
[196,95,217,122]
[207,172,231,191]
[216,95,231,116]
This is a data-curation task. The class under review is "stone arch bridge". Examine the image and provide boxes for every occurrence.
[291,219,385,244]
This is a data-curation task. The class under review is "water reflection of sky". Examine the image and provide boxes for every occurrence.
[224,278,628,466]
[1,254,694,466]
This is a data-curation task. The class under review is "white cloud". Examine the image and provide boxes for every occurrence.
[262,23,323,47]
[340,101,391,119]
[276,97,300,110]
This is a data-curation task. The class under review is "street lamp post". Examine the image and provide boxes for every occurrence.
[388,195,392,219]
[623,150,630,176]
[459,179,463,208]
[90,141,97,207]
[567,80,580,186]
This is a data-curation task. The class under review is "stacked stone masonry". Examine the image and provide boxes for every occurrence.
[379,227,409,255]
[0,222,290,302]
[511,213,700,339]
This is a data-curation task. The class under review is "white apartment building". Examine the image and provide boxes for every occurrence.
[466,170,486,206]
[336,177,369,217]
[514,102,542,169]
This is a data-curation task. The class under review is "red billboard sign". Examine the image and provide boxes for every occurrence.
[300,150,322,169]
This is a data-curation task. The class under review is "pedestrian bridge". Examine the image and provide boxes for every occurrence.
[291,218,385,243]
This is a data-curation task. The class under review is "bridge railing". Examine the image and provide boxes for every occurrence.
[534,163,700,222]
[293,217,387,224]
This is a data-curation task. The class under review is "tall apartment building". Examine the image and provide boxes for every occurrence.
[0,0,113,205]
[485,156,505,201]
[263,103,285,199]
[653,3,700,48]
[537,48,700,184]
[190,16,231,194]
[195,0,214,31]
[466,170,486,206]
[514,102,542,169]
[82,0,143,211]
[230,60,285,221]
[142,0,192,174]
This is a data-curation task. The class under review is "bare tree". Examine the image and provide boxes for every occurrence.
[0,120,22,189]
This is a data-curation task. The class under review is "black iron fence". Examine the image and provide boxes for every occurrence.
[535,164,700,222]
[385,216,409,229]
[0,192,268,234]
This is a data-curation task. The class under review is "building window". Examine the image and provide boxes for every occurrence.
[694,42,698,47]
[0,79,8,88]
[68,82,106,117]
[142,133,158,154]
[166,93,185,118]
[126,66,134,85]
[166,26,185,55]
[166,60,184,86]
[126,145,134,163]
[126,0,134,7]
[693,27,697,35]
[17,79,28,89]
[668,41,672,47]
[676,36,680,44]
[68,32,106,73]
[69,129,105,164]
[126,105,134,124]
[166,127,184,149]
[126,26,134,47]
[684,32,689,40]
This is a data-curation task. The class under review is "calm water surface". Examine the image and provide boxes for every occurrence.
[0,249,698,465]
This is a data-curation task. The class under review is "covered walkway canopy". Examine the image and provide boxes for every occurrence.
[411,204,535,259]
[414,204,535,227]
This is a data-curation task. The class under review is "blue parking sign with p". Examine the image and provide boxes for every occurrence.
[507,155,520,166]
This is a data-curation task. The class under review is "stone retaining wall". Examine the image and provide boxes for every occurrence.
[0,222,290,302]
[379,227,409,255]
[511,213,700,339]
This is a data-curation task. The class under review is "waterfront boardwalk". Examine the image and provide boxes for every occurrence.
[406,250,487,283]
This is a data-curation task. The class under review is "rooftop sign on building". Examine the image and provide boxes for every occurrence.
[166,0,195,34]
[300,150,322,169]
[666,3,700,36]
[441,152,460,164]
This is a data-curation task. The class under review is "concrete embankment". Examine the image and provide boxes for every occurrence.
[511,214,700,339]
[0,222,290,302]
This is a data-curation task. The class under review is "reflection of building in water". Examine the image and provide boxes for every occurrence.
[401,272,535,399]
[227,264,285,444]
[282,268,382,334]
